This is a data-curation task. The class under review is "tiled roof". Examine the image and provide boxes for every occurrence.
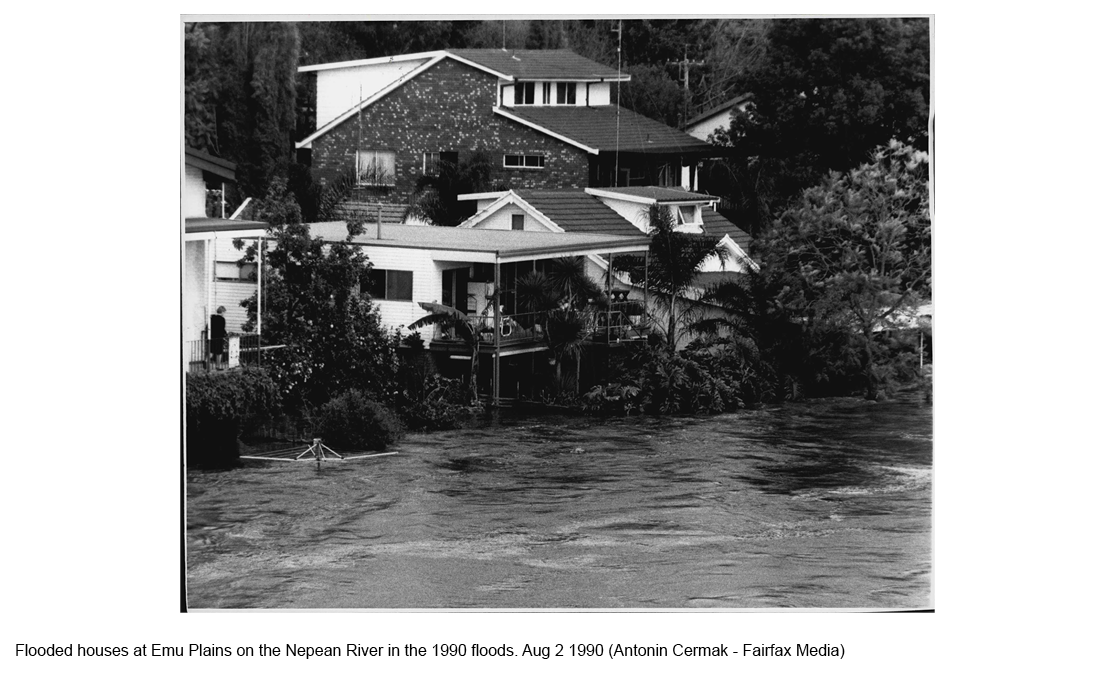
[515,190,644,237]
[501,105,713,154]
[591,186,719,203]
[447,49,627,81]
[701,209,751,252]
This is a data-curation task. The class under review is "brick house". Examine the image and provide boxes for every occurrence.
[295,49,719,212]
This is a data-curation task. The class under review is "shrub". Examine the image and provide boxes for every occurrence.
[397,373,466,431]
[186,368,280,468]
[314,390,404,453]
[582,383,642,416]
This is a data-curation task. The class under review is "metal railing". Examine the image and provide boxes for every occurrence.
[185,333,271,372]
[429,301,648,347]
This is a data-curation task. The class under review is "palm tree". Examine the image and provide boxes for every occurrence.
[617,204,727,350]
[405,153,494,226]
[408,302,481,404]
[514,259,604,393]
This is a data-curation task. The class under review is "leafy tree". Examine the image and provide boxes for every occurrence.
[713,18,930,231]
[615,204,726,350]
[747,140,931,399]
[185,22,301,197]
[238,179,398,413]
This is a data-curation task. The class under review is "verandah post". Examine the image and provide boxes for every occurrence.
[493,255,501,407]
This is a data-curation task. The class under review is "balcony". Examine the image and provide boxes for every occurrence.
[428,300,649,356]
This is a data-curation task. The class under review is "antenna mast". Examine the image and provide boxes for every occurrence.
[614,19,621,187]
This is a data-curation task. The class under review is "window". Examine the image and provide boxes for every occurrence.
[678,206,698,225]
[356,150,396,186]
[543,82,575,105]
[555,82,575,105]
[361,269,413,301]
[422,150,459,176]
[215,261,254,282]
[514,82,534,105]
[511,214,525,230]
[504,154,546,169]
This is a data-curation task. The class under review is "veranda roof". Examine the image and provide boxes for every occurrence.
[305,222,648,264]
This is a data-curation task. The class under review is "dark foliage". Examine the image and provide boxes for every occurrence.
[315,390,404,454]
[186,368,281,468]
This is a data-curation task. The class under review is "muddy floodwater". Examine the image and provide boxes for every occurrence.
[186,396,931,609]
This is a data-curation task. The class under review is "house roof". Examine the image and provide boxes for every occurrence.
[445,49,628,81]
[304,222,648,264]
[514,190,645,237]
[184,217,268,239]
[700,209,752,254]
[185,147,237,182]
[683,94,750,131]
[588,186,720,205]
[498,105,714,155]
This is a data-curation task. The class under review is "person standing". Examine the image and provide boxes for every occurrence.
[209,306,226,370]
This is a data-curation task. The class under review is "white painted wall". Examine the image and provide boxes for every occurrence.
[468,203,551,232]
[362,246,441,341]
[211,237,257,335]
[596,197,650,233]
[183,240,208,344]
[686,109,737,142]
[316,60,427,129]
[184,165,207,218]
[587,82,610,106]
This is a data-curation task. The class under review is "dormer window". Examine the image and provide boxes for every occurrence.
[678,206,698,225]
[543,82,576,105]
[514,83,534,105]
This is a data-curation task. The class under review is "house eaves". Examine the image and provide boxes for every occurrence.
[492,107,599,154]
[185,147,237,182]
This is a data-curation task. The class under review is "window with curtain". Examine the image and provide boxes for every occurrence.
[356,150,396,186]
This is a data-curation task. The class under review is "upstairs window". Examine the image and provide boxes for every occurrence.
[555,82,575,105]
[361,269,413,301]
[514,82,535,105]
[511,214,525,230]
[678,206,698,225]
[356,150,396,187]
[543,83,576,105]
[504,154,545,169]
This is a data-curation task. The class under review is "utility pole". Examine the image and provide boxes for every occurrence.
[667,45,705,128]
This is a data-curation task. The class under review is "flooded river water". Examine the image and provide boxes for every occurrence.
[186,395,931,609]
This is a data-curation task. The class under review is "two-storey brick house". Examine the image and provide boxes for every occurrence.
[295,49,718,212]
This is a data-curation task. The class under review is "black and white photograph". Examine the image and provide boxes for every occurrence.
[182,16,933,611]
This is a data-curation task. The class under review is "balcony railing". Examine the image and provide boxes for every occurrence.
[185,333,272,373]
[429,300,649,349]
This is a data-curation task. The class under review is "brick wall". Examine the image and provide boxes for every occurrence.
[310,58,591,205]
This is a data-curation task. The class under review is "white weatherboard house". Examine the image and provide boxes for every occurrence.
[182,148,267,371]
[680,95,751,192]
[304,222,650,400]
